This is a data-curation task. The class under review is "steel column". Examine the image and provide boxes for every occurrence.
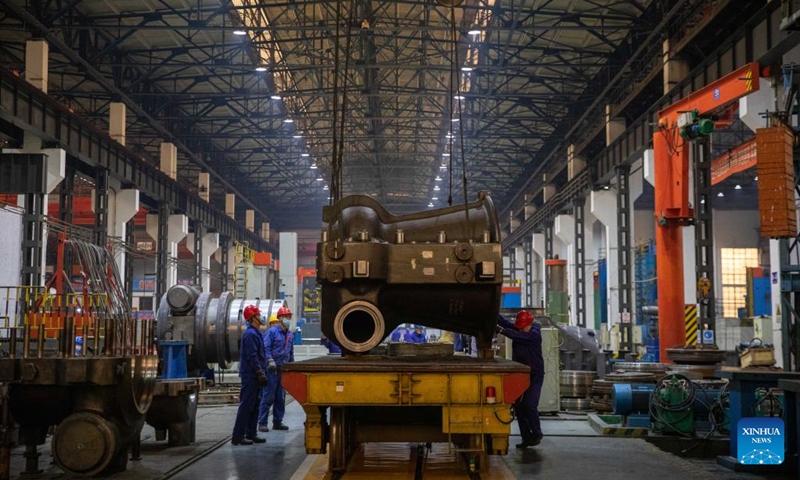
[221,238,230,292]
[524,236,533,308]
[156,203,169,304]
[94,167,109,247]
[509,248,517,283]
[544,221,554,305]
[692,138,716,334]
[194,222,203,286]
[21,194,45,287]
[616,165,633,352]
[59,163,75,273]
[574,198,587,328]
[124,217,135,302]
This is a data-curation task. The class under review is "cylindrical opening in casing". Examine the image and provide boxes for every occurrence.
[333,302,385,353]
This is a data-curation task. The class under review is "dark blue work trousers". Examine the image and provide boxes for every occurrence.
[516,375,544,443]
[258,370,286,426]
[232,375,261,440]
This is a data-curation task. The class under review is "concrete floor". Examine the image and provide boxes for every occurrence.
[7,399,796,479]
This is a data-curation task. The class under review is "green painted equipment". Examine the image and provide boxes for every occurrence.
[546,258,569,324]
[651,375,695,435]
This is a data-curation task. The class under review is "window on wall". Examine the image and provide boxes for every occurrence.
[720,248,759,318]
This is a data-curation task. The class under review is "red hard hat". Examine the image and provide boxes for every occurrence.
[243,305,261,321]
[277,306,292,318]
[514,310,534,329]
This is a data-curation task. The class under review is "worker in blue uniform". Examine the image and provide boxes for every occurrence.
[390,327,403,342]
[231,305,268,445]
[408,325,428,343]
[497,310,544,448]
[258,306,295,432]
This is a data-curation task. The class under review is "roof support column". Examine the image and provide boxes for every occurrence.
[663,39,689,94]
[147,207,188,301]
[225,194,236,220]
[246,210,255,232]
[555,214,575,325]
[160,143,177,181]
[199,173,210,203]
[606,105,626,145]
[187,225,219,293]
[109,102,126,146]
[25,39,48,93]
[616,166,633,353]
[591,189,619,351]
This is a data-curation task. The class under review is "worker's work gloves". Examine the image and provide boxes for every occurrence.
[267,359,277,373]
[257,370,268,387]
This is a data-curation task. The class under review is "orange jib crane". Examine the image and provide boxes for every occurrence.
[653,62,761,363]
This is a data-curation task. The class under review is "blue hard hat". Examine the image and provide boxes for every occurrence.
[75,336,83,345]
[414,325,424,329]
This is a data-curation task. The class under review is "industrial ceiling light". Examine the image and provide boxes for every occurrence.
[301,153,310,157]
[316,176,323,181]
[717,192,724,197]
[310,163,318,169]
[434,185,441,191]
[454,95,466,100]
[461,66,473,72]
[323,185,329,191]
[754,176,758,181]
[700,198,705,204]
[271,94,282,100]
[435,176,442,181]
[255,66,267,72]
[428,202,434,207]
[468,29,481,35]
[440,164,447,170]
[442,153,450,157]
[735,184,742,190]
[293,134,302,139]
[451,118,460,122]
[432,196,439,200]
[283,118,294,123]
[233,29,247,36]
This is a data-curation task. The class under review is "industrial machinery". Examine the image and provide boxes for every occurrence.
[284,195,529,474]
[152,286,285,447]
[545,258,569,324]
[317,193,502,354]
[0,240,157,477]
[155,285,284,372]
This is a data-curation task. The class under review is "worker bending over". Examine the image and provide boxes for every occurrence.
[497,310,544,448]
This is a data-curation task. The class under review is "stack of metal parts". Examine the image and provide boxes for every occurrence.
[0,240,157,477]
[592,372,657,413]
[560,370,597,410]
[612,362,668,380]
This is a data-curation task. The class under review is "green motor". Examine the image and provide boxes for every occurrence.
[651,376,695,435]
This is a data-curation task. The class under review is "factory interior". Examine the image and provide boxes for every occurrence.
[1,0,800,478]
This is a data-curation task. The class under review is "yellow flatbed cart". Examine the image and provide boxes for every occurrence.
[282,354,530,473]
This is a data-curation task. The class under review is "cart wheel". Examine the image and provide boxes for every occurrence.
[328,407,348,472]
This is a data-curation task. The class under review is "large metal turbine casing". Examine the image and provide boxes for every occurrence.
[317,193,503,354]
[156,285,283,370]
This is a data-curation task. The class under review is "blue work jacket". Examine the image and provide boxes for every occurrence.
[498,315,544,377]
[264,324,295,366]
[239,323,266,378]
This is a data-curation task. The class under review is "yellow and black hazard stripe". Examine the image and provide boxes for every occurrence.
[684,304,698,345]
[744,67,753,92]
